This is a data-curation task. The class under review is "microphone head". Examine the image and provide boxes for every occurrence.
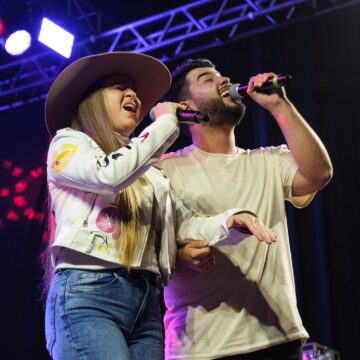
[229,84,243,103]
[149,107,155,121]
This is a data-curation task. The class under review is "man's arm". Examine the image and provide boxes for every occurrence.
[247,73,333,196]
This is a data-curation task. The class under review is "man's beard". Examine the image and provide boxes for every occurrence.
[194,97,246,128]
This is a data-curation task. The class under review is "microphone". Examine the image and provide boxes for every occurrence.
[149,107,209,124]
[229,74,292,102]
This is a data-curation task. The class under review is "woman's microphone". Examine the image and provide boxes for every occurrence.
[149,108,209,124]
[229,74,292,102]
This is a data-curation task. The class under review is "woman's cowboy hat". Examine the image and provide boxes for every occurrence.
[45,51,171,136]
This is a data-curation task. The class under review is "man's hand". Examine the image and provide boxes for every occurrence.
[227,212,277,245]
[247,73,332,196]
[178,240,215,272]
[247,72,287,112]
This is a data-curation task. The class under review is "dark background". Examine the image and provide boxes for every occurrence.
[1,1,359,359]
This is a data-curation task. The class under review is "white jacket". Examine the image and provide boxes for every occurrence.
[47,114,241,284]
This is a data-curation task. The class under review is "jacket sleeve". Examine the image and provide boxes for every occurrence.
[170,189,252,246]
[47,114,179,195]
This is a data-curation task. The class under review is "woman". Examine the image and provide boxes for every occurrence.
[44,51,275,360]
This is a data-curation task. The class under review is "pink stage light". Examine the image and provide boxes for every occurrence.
[0,188,10,197]
[30,167,44,178]
[15,180,27,193]
[14,196,27,208]
[7,210,19,221]
[24,207,36,220]
[3,160,13,169]
[0,160,46,229]
[0,18,5,36]
[12,167,24,177]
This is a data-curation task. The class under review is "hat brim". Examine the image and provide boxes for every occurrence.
[45,52,171,136]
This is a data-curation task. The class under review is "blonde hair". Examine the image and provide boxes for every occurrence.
[72,85,149,267]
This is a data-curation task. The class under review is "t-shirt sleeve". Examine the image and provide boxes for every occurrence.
[276,145,316,208]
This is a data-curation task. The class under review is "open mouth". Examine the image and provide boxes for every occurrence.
[123,102,137,113]
[220,88,230,98]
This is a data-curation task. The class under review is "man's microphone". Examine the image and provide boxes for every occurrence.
[229,74,292,102]
[149,108,209,124]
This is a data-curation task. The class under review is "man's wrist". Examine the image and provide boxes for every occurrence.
[270,98,294,118]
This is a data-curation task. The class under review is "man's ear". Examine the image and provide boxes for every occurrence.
[180,100,196,111]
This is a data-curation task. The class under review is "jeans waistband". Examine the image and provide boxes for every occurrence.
[55,267,161,287]
[114,267,160,286]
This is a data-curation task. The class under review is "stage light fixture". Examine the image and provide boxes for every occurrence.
[38,18,74,58]
[4,30,32,56]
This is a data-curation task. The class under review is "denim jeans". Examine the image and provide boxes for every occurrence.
[45,268,164,360]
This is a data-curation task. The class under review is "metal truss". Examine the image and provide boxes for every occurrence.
[0,0,358,111]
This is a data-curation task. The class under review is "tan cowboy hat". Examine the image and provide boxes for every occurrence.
[45,51,171,136]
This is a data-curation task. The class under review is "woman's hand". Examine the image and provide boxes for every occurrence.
[227,212,277,244]
[151,102,187,120]
[178,240,215,272]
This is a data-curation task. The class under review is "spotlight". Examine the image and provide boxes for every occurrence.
[4,30,32,56]
[38,18,74,58]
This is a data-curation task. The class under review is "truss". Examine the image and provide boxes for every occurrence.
[0,0,358,111]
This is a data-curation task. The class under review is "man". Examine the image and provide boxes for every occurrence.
[158,59,333,360]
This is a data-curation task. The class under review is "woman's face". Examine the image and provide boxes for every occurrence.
[102,74,142,136]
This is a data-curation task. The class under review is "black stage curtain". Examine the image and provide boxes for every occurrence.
[1,4,359,359]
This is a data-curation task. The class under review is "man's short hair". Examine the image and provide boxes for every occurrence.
[165,58,216,102]
[164,58,215,137]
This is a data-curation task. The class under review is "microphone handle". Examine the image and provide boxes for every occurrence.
[233,74,292,96]
[176,109,209,124]
[149,107,209,124]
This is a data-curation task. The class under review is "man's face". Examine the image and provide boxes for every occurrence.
[185,67,245,127]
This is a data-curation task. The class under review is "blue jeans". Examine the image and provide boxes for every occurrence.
[45,268,164,360]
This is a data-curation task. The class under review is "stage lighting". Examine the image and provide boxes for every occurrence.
[38,18,74,58]
[0,18,5,36]
[4,30,32,56]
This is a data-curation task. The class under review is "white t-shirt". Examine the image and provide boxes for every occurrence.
[160,144,313,360]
